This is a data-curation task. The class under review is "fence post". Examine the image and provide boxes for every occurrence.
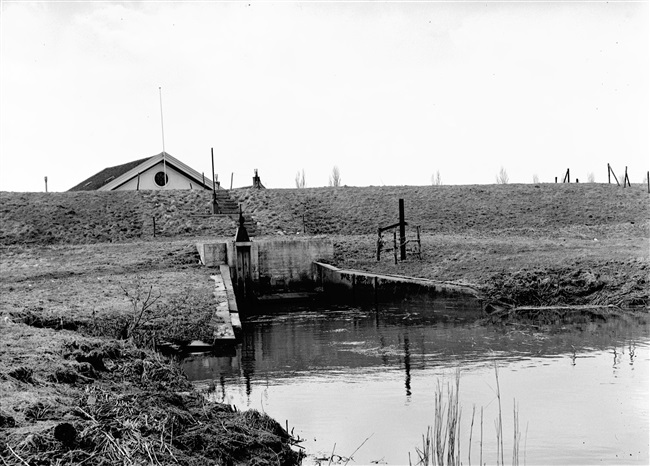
[399,199,406,261]
[376,228,382,261]
[608,163,611,184]
[153,217,156,238]
[647,171,649,194]
[211,148,218,213]
[609,164,620,186]
[393,230,398,265]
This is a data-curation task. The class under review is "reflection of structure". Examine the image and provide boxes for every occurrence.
[241,331,256,398]
[403,334,411,398]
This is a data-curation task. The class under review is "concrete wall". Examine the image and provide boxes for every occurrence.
[196,241,228,267]
[314,262,483,306]
[254,237,333,292]
[197,236,334,293]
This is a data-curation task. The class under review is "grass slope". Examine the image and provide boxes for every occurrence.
[0,190,235,245]
[0,183,648,464]
[232,183,648,236]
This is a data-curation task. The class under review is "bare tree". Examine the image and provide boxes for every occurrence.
[532,174,540,184]
[496,167,509,184]
[329,166,341,187]
[588,172,595,183]
[119,277,162,340]
[295,169,306,188]
[431,170,442,186]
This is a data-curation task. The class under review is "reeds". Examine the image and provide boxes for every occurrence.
[413,369,462,466]
[411,364,522,466]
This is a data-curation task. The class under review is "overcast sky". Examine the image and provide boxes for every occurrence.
[1,1,648,192]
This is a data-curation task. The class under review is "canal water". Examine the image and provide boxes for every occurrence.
[182,299,650,465]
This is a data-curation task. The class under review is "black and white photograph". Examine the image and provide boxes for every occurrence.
[1,1,648,464]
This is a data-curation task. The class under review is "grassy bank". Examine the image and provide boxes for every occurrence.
[0,238,303,465]
[1,183,648,464]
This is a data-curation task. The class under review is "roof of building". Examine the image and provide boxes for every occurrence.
[68,152,212,191]
[68,157,152,191]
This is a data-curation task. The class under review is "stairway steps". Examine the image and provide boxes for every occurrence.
[209,190,257,237]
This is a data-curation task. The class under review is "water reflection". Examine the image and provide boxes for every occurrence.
[182,301,650,465]
[185,305,647,399]
[403,334,411,398]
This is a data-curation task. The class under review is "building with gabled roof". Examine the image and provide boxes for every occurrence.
[68,152,212,191]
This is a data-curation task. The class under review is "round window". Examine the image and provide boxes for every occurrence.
[154,171,168,187]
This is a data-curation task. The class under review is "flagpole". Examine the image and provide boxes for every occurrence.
[159,87,167,185]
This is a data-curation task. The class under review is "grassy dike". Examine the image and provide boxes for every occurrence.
[1,183,648,465]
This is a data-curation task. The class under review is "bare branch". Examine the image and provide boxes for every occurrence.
[496,167,509,184]
[329,166,341,187]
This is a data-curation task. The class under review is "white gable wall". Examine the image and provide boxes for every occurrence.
[114,161,207,190]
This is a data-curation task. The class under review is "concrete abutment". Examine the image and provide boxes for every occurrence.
[196,237,483,345]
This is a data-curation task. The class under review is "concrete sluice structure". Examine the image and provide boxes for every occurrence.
[196,236,335,344]
[195,236,484,346]
[313,262,483,308]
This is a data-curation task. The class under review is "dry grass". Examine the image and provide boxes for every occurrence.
[0,184,647,465]
[411,366,522,466]
[0,236,303,465]
[231,183,649,237]
[0,319,303,465]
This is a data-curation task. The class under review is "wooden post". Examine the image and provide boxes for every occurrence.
[152,217,156,238]
[399,199,406,260]
[647,171,649,194]
[393,230,398,265]
[624,166,630,188]
[376,228,382,261]
[211,148,218,213]
[44,176,48,193]
[608,164,620,186]
[555,177,557,183]
[576,178,579,183]
[608,163,611,184]
[136,173,140,191]
[230,172,234,190]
